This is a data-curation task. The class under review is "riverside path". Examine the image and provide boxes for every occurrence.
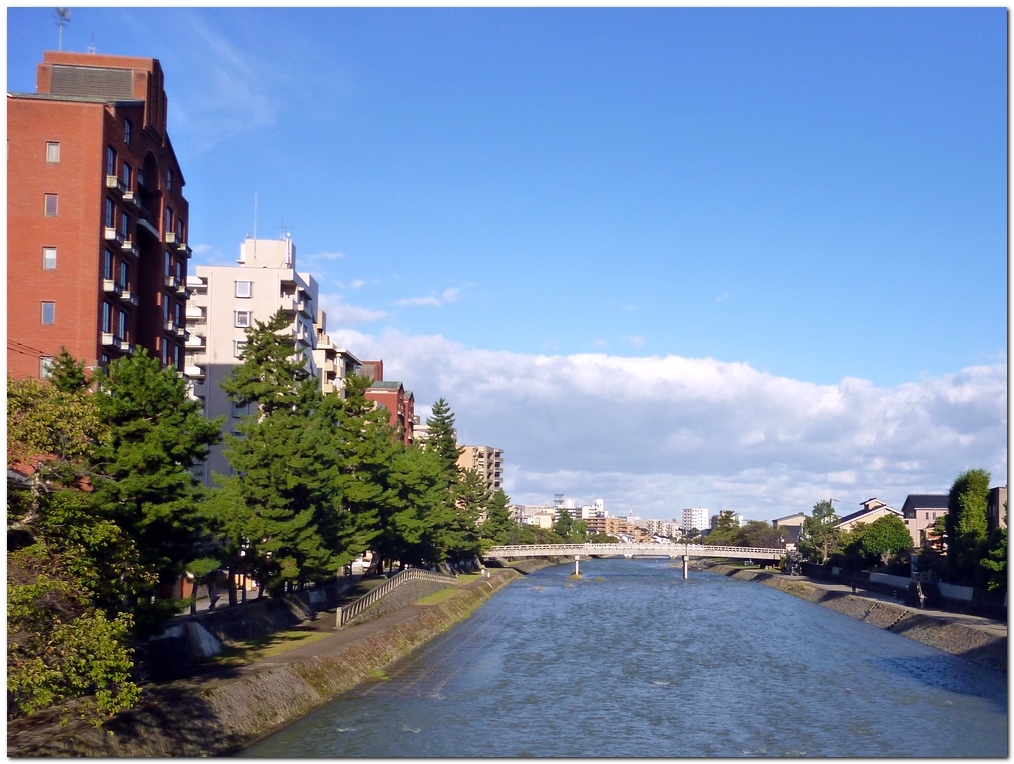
[484,542,784,578]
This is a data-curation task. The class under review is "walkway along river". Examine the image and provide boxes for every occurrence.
[243,558,1007,758]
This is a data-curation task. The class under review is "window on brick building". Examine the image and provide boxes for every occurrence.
[105,199,115,227]
[100,353,110,371]
[122,162,132,191]
[46,142,60,163]
[124,119,132,144]
[165,207,173,235]
[42,247,57,270]
[118,310,128,340]
[106,146,116,176]
[167,169,173,190]
[44,194,58,217]
[120,211,129,239]
[102,302,113,333]
[162,341,170,365]
[118,261,129,290]
[103,250,114,280]
[41,302,55,325]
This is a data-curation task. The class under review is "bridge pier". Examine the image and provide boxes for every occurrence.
[682,555,689,580]
[574,555,581,577]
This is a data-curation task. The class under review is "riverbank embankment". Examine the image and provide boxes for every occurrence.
[710,564,1007,672]
[7,565,546,757]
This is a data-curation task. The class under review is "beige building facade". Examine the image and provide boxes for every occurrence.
[185,235,327,484]
[457,445,504,493]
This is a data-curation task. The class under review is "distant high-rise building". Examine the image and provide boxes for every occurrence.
[681,507,709,534]
[9,52,190,378]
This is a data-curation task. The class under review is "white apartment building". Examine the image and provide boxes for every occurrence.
[681,507,710,534]
[185,235,343,485]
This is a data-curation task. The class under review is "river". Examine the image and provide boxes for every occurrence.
[241,558,1007,757]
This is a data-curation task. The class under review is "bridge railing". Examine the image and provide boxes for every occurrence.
[335,568,457,628]
[484,543,785,559]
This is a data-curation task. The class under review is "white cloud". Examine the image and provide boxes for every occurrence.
[397,296,443,308]
[396,286,464,308]
[318,293,386,326]
[329,328,1008,522]
[623,335,646,347]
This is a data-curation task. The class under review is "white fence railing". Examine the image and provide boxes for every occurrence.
[335,568,457,628]
[484,542,784,560]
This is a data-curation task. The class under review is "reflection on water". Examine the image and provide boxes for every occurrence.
[241,559,1007,758]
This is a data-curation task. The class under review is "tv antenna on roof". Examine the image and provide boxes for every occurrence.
[55,8,70,51]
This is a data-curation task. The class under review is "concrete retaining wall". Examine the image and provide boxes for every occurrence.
[714,566,1006,672]
[6,571,520,757]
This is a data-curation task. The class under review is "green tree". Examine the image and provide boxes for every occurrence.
[7,375,142,723]
[47,347,89,393]
[859,514,913,567]
[423,398,463,482]
[737,520,783,548]
[980,501,1007,595]
[478,489,518,549]
[88,351,221,633]
[799,500,840,563]
[704,511,739,545]
[216,313,342,595]
[553,508,574,539]
[945,469,991,586]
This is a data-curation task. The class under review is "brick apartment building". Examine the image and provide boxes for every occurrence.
[8,51,190,379]
[359,360,415,446]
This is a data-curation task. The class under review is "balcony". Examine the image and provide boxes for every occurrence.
[102,279,123,296]
[104,227,125,246]
[105,175,126,195]
[121,239,138,258]
[185,334,206,351]
[165,232,192,259]
[184,365,205,379]
[122,191,142,211]
[120,289,138,307]
[188,276,207,292]
[136,217,159,240]
[165,275,177,290]
[164,320,176,333]
[186,305,206,322]
[174,279,188,296]
[101,332,121,350]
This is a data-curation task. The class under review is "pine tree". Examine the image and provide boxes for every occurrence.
[478,488,517,548]
[47,346,89,392]
[89,349,222,633]
[424,398,463,484]
[215,310,342,595]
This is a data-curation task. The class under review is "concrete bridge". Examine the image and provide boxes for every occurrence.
[483,542,785,579]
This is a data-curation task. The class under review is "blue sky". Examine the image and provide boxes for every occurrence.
[7,7,1008,521]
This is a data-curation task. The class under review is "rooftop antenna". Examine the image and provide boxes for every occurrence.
[55,8,70,51]
[87,31,96,54]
